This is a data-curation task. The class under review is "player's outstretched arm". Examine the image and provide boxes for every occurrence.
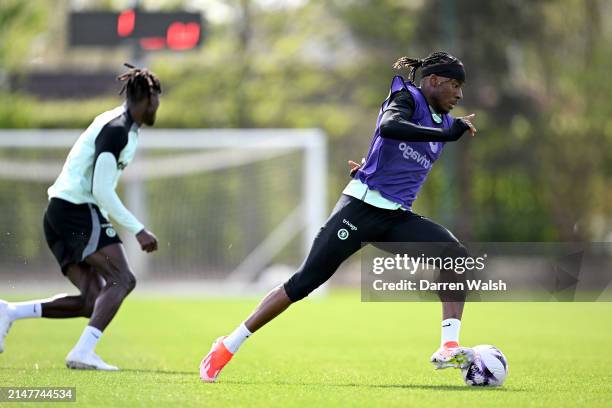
[92,153,158,252]
[379,90,475,142]
[380,110,474,142]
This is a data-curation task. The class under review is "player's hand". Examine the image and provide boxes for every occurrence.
[458,113,477,136]
[136,229,158,253]
[348,158,365,177]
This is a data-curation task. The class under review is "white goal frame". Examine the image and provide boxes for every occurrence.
[0,129,327,284]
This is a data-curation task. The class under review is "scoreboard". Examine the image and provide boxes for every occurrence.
[68,10,203,50]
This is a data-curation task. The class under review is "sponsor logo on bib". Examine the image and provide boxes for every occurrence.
[398,142,432,169]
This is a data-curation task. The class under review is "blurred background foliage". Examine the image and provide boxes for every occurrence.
[0,0,610,243]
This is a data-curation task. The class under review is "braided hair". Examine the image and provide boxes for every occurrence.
[393,51,462,82]
[117,63,162,103]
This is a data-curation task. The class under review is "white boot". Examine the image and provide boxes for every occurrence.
[65,349,119,371]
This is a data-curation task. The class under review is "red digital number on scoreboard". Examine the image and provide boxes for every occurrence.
[166,22,200,50]
[116,9,201,50]
[117,9,136,37]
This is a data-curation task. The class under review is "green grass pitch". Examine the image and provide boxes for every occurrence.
[1,292,610,407]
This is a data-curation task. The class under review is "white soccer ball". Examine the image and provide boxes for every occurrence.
[461,345,508,387]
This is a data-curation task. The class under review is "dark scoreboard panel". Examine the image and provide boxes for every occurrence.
[68,10,203,50]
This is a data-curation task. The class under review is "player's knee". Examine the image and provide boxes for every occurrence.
[122,271,137,294]
[283,279,306,302]
[457,243,470,259]
[442,241,469,259]
[284,268,326,302]
[108,269,137,295]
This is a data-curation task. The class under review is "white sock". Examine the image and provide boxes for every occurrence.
[73,326,102,354]
[8,301,42,321]
[441,318,461,347]
[222,322,252,354]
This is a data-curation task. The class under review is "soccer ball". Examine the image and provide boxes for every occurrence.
[461,345,508,386]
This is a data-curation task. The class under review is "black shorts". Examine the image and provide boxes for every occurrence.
[283,194,468,301]
[43,198,122,274]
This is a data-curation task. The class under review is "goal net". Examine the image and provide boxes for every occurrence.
[0,129,327,293]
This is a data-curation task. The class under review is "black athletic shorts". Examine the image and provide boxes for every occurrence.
[283,194,467,301]
[43,198,122,274]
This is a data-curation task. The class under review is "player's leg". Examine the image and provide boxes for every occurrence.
[40,263,103,318]
[65,243,136,370]
[0,263,102,339]
[242,218,362,333]
[83,243,136,331]
[200,195,390,382]
[15,201,101,320]
[0,214,103,352]
[381,213,473,369]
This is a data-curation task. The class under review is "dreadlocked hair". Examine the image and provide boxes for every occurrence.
[117,63,162,102]
[393,51,460,82]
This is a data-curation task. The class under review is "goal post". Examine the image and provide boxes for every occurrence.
[0,129,327,289]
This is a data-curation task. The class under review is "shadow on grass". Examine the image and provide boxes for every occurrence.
[120,368,195,376]
[0,367,195,376]
[0,367,522,392]
[220,380,522,392]
[120,369,523,392]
